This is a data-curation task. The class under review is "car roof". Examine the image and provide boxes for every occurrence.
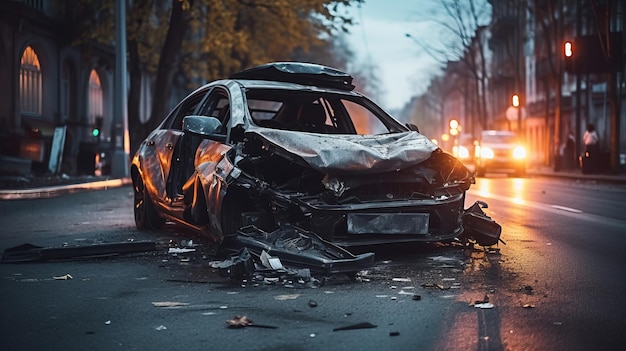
[232,79,362,96]
[230,62,355,91]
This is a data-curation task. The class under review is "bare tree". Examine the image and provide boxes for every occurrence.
[407,0,491,135]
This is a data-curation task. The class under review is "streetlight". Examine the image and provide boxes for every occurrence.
[449,119,460,136]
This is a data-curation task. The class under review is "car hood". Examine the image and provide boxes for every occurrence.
[245,127,438,174]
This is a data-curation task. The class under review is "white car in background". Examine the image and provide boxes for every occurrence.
[476,130,526,177]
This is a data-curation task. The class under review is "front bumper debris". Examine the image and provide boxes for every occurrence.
[460,201,503,246]
[217,223,375,275]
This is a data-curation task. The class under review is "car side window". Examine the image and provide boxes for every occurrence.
[197,88,230,135]
[166,88,210,131]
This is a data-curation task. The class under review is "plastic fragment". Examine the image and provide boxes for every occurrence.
[392,277,411,282]
[260,250,284,270]
[53,274,73,280]
[152,301,190,307]
[474,303,495,309]
[168,248,195,254]
[333,322,377,331]
[274,294,300,301]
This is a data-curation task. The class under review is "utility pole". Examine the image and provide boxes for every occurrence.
[111,0,129,177]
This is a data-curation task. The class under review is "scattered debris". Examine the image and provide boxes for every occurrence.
[412,294,422,301]
[226,315,277,329]
[523,304,535,308]
[151,301,190,308]
[274,294,300,301]
[53,274,73,280]
[155,325,167,331]
[389,331,401,337]
[474,303,495,309]
[392,277,411,282]
[217,224,375,276]
[168,247,196,254]
[260,250,285,270]
[105,320,111,325]
[308,299,318,307]
[332,322,378,331]
[421,283,449,290]
[213,248,256,278]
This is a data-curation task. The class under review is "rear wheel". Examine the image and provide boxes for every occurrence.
[133,175,164,230]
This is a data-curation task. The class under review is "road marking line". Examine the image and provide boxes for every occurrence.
[550,205,582,213]
[467,189,626,230]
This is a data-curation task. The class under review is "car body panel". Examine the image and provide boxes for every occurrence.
[244,127,437,174]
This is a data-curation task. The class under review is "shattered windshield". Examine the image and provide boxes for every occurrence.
[245,89,402,135]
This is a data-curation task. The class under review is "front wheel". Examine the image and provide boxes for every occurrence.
[133,175,164,230]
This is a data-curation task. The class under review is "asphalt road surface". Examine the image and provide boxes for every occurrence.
[0,175,625,351]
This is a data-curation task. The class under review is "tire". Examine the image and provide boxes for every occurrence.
[133,175,164,230]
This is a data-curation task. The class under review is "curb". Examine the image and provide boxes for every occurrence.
[527,170,626,184]
[0,177,132,200]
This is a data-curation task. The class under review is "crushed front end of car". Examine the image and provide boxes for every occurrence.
[215,127,496,247]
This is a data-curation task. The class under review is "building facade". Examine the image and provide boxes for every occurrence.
[0,0,115,176]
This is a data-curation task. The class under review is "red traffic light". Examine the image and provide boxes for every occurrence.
[511,94,520,107]
[564,41,573,57]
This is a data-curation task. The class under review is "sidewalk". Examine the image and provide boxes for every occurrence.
[0,174,132,200]
[527,165,626,184]
[1,165,626,201]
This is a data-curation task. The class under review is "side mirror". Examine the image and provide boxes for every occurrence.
[183,115,222,136]
[406,123,420,133]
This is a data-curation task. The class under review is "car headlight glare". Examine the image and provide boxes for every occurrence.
[480,147,494,159]
[513,146,526,159]
[457,146,470,159]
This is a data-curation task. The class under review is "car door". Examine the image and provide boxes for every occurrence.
[184,87,235,232]
[141,87,210,214]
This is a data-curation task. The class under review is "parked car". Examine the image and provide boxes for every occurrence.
[475,130,526,177]
[131,62,495,247]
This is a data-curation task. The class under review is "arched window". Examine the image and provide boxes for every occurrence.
[88,69,103,124]
[19,46,42,115]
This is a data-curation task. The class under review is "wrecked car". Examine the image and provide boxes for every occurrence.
[132,62,496,248]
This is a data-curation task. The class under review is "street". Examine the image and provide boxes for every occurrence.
[1,176,625,351]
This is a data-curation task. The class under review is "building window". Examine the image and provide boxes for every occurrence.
[88,69,103,124]
[19,46,42,115]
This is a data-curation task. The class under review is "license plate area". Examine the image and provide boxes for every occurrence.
[347,213,429,235]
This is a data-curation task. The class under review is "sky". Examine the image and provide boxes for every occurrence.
[341,0,448,111]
